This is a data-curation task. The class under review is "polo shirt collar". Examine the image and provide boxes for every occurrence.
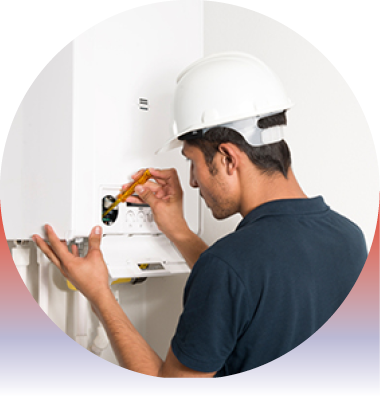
[236,196,329,231]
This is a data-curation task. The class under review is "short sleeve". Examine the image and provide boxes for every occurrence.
[171,251,251,373]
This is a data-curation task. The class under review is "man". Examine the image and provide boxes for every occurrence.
[33,53,367,377]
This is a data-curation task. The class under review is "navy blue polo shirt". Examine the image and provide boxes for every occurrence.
[171,196,367,377]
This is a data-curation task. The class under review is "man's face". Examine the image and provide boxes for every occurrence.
[182,142,238,220]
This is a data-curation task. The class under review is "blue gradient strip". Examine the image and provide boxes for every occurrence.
[0,232,378,400]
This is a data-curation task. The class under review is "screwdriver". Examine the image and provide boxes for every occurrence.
[102,169,152,219]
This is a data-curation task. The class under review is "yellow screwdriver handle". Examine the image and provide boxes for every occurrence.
[102,169,152,218]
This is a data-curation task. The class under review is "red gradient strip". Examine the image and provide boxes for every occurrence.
[0,207,55,332]
[328,203,379,331]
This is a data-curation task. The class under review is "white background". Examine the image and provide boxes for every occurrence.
[201,1,379,249]
[1,0,379,169]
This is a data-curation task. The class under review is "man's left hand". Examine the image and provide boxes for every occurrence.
[33,225,111,306]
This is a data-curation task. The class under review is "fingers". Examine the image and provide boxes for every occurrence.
[120,181,164,202]
[131,169,146,180]
[120,168,181,204]
[124,195,145,204]
[135,185,158,208]
[32,233,62,269]
[150,167,178,181]
[150,168,182,194]
[119,169,151,201]
[88,226,102,252]
[141,181,166,198]
[120,169,145,195]
[119,182,134,198]
[130,167,179,182]
[131,168,178,183]
[44,225,74,266]
[72,244,79,257]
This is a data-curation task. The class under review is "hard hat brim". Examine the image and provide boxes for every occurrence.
[155,135,183,154]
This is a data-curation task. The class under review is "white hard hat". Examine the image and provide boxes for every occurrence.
[157,52,293,154]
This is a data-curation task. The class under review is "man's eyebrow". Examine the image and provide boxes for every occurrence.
[181,149,186,157]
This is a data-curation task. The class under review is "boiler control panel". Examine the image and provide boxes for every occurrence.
[100,185,161,235]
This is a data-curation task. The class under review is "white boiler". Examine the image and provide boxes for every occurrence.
[0,1,204,362]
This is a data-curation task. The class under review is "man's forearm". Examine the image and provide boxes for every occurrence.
[169,227,208,269]
[92,289,163,376]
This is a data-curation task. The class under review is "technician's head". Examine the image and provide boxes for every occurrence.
[180,127,291,220]
[157,52,293,218]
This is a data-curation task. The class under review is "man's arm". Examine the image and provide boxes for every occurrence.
[91,286,163,375]
[124,168,208,269]
[33,225,215,377]
[93,288,215,377]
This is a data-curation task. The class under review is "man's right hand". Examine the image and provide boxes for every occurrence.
[121,168,189,242]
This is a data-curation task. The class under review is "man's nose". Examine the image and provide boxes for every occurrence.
[190,169,198,188]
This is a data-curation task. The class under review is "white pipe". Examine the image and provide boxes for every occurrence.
[37,248,50,314]
[90,323,109,356]
[12,244,30,286]
[75,291,88,348]
[73,238,88,348]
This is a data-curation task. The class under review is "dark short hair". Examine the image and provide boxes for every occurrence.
[185,115,292,178]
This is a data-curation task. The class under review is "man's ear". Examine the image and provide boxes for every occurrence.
[218,143,239,175]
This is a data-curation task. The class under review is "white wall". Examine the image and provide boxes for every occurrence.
[201,1,379,248]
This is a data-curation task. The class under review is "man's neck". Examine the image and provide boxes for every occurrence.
[240,168,307,217]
